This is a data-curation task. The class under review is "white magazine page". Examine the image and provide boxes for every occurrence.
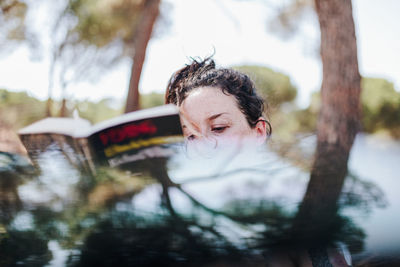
[18,117,92,137]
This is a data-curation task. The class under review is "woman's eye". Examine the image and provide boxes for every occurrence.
[187,134,196,141]
[211,126,228,133]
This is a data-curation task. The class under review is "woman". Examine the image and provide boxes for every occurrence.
[164,58,351,267]
[165,57,271,150]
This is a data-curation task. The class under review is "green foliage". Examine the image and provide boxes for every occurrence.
[361,78,400,136]
[269,91,319,143]
[233,65,297,109]
[68,0,143,50]
[75,98,123,124]
[289,91,319,134]
[275,77,400,139]
[0,88,166,132]
[0,89,47,129]
[0,89,125,129]
[71,92,165,125]
[140,92,164,109]
[361,78,399,113]
[72,92,166,124]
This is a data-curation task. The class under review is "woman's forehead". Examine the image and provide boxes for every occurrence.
[180,87,240,119]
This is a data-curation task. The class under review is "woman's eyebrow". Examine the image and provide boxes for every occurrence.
[207,112,228,121]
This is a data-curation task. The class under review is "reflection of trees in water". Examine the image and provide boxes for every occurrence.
[0,229,52,267]
[67,160,385,266]
[0,172,22,223]
[340,172,387,213]
[70,212,254,267]
[0,153,390,266]
[0,152,36,223]
[0,153,50,266]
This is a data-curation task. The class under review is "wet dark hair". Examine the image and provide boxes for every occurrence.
[165,57,271,135]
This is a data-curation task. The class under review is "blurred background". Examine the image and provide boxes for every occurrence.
[1,1,400,266]
[0,0,399,154]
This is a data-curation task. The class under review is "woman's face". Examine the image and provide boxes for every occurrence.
[179,86,267,147]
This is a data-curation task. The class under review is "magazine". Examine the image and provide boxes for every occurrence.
[18,104,183,173]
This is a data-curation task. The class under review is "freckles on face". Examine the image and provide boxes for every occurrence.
[179,86,255,141]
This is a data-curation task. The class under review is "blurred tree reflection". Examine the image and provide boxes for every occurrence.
[0,152,36,223]
[73,159,388,265]
[0,229,52,267]
[0,147,389,266]
[0,172,22,223]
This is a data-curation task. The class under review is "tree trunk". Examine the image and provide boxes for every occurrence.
[46,98,52,117]
[60,98,67,117]
[46,51,56,117]
[294,0,361,232]
[124,0,161,113]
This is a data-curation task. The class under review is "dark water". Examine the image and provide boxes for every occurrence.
[1,134,399,266]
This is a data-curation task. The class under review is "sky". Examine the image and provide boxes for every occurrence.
[0,0,399,108]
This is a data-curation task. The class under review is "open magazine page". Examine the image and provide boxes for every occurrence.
[18,116,92,137]
[88,110,183,168]
[18,105,183,174]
